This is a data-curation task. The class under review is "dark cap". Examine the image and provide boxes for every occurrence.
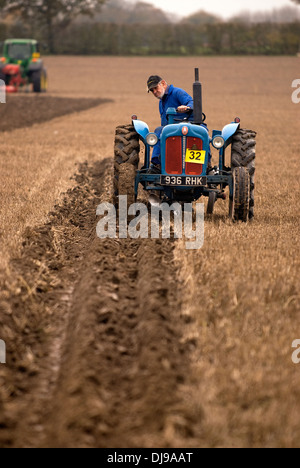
[147,75,163,92]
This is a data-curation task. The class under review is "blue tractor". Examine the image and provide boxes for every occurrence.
[114,69,256,222]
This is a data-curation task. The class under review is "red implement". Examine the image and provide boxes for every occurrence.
[3,64,26,93]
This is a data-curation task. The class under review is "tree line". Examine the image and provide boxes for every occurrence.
[1,20,299,56]
[0,0,299,55]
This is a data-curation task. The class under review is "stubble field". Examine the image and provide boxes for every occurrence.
[0,56,299,448]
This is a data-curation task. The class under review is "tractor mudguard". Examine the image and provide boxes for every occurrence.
[28,60,43,73]
[133,119,150,143]
[222,122,240,148]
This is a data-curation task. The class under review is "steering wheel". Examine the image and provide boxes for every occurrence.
[176,107,193,115]
[174,109,207,123]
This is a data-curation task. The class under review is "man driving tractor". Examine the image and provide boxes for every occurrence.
[147,75,209,173]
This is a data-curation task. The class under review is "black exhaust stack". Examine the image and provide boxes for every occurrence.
[193,68,203,125]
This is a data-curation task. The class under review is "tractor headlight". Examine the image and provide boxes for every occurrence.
[212,136,225,149]
[146,133,158,146]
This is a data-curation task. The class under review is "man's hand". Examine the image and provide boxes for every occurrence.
[177,105,191,113]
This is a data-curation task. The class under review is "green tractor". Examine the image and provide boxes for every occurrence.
[0,39,47,93]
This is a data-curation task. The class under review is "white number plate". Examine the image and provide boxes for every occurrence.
[160,176,207,186]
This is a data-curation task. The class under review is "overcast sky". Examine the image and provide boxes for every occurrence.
[129,0,299,18]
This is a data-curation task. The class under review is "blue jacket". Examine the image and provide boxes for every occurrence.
[159,85,194,126]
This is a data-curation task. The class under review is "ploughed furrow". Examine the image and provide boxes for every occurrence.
[0,159,112,448]
[0,159,200,448]
[41,237,193,448]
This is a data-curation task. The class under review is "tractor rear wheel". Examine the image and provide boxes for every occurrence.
[32,69,47,93]
[32,70,41,92]
[41,69,48,92]
[231,128,256,220]
[114,124,140,210]
[229,167,250,222]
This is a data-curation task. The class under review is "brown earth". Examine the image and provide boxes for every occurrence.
[0,95,111,132]
[0,56,300,448]
[0,160,196,448]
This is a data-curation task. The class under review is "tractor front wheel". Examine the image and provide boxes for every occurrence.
[207,191,217,216]
[114,124,140,211]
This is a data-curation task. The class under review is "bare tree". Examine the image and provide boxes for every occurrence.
[2,0,107,53]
